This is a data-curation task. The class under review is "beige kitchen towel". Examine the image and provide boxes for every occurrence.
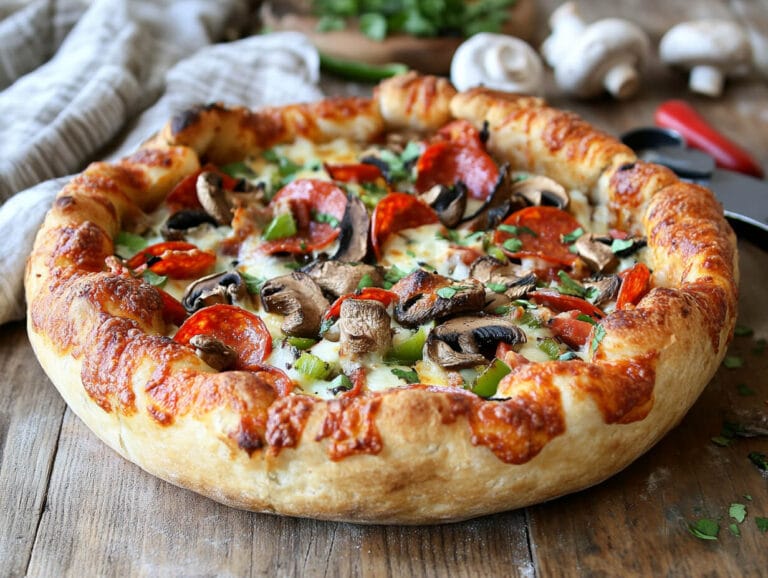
[0,0,322,324]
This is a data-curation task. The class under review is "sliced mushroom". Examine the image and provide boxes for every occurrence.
[302,259,384,298]
[426,316,527,369]
[391,269,486,327]
[189,334,237,371]
[583,274,620,307]
[332,194,370,262]
[573,234,617,273]
[197,171,233,225]
[462,164,525,231]
[418,183,467,228]
[182,271,247,314]
[260,272,329,338]
[509,175,569,209]
[162,209,218,240]
[469,257,537,300]
[339,299,392,356]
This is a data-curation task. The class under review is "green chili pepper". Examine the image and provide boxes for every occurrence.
[320,52,409,82]
[472,358,511,398]
[262,213,297,241]
[385,326,428,363]
[294,352,332,380]
[286,336,317,350]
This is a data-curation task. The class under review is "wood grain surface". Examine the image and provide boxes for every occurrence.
[2,1,768,576]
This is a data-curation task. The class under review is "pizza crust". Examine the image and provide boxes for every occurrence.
[25,75,738,523]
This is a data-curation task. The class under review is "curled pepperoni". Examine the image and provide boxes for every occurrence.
[616,263,651,309]
[415,141,499,200]
[493,206,581,266]
[370,192,439,260]
[174,304,272,370]
[530,289,605,319]
[324,288,397,321]
[156,288,188,327]
[165,165,239,212]
[260,179,348,255]
[548,312,594,349]
[126,241,216,279]
[326,163,383,183]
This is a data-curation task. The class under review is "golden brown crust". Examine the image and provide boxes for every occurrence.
[25,74,738,523]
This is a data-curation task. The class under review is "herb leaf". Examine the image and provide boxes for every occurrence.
[241,271,265,295]
[561,227,584,244]
[734,324,754,337]
[688,518,719,541]
[141,270,167,287]
[114,231,148,259]
[748,452,768,471]
[436,286,458,299]
[729,503,747,523]
[756,518,768,533]
[591,324,606,354]
[723,355,744,369]
[391,367,419,384]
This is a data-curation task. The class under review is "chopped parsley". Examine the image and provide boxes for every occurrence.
[436,286,458,299]
[756,518,768,533]
[561,227,584,244]
[729,503,747,523]
[723,355,744,369]
[498,224,537,237]
[382,265,408,288]
[556,271,597,300]
[312,211,340,228]
[391,368,419,384]
[577,314,597,325]
[734,324,754,337]
[487,282,508,293]
[357,273,375,289]
[688,518,719,541]
[141,270,167,287]
[114,231,147,259]
[502,238,523,252]
[590,324,606,354]
[519,311,541,329]
[241,271,266,295]
[610,238,635,253]
[729,523,740,536]
[748,452,768,472]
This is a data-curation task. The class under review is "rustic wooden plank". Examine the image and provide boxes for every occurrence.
[528,239,768,577]
[0,322,66,577]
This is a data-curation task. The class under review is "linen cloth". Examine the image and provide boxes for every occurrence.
[0,0,323,325]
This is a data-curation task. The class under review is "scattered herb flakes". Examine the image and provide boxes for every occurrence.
[756,517,768,533]
[723,355,744,369]
[312,211,340,228]
[745,494,753,501]
[577,313,597,325]
[141,270,167,287]
[561,227,584,244]
[591,324,606,354]
[493,305,512,315]
[383,265,408,288]
[610,238,634,253]
[241,271,265,295]
[519,311,541,329]
[688,518,720,541]
[556,270,595,300]
[498,224,537,237]
[728,523,740,537]
[734,324,754,337]
[487,282,508,293]
[436,287,458,299]
[737,383,756,396]
[357,273,375,289]
[729,503,747,523]
[502,238,523,252]
[711,435,733,448]
[748,452,768,471]
[391,367,419,384]
[114,231,147,258]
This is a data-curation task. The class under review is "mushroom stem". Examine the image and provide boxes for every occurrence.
[603,61,639,99]
[688,64,725,97]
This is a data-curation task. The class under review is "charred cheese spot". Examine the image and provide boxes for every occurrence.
[266,395,317,454]
[316,396,383,461]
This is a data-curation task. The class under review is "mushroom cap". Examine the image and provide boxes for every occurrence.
[551,18,650,98]
[451,32,544,95]
[659,20,751,72]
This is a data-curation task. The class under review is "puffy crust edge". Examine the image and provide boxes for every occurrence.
[25,75,738,524]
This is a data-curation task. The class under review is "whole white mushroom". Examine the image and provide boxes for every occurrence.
[659,20,752,97]
[450,33,544,95]
[541,2,650,99]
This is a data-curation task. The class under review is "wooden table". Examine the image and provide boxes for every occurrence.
[2,1,768,576]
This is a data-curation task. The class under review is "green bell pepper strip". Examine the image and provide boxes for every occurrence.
[385,326,428,363]
[294,352,332,380]
[320,53,409,82]
[471,358,511,398]
[262,213,297,241]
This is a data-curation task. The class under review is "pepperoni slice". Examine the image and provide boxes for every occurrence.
[157,288,188,327]
[415,141,499,200]
[165,165,239,212]
[250,364,295,397]
[326,163,383,183]
[324,288,397,321]
[174,304,272,370]
[260,179,348,255]
[494,206,581,266]
[126,241,216,279]
[370,192,439,260]
[616,263,651,309]
[530,289,605,319]
[549,312,594,349]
